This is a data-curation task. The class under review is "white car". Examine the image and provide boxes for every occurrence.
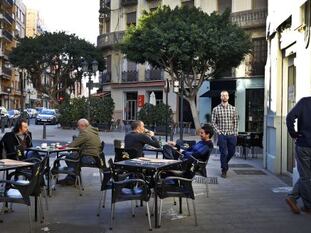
[26,108,37,118]
[35,109,58,125]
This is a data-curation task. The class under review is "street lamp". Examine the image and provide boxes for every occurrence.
[82,60,98,120]
[173,78,184,141]
[6,87,11,110]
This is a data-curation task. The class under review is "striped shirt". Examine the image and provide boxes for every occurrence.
[211,103,238,135]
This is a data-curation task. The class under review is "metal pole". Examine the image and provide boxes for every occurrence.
[180,77,184,141]
[20,70,24,113]
[87,74,91,120]
[165,79,169,142]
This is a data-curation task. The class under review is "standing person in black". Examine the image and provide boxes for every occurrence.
[124,120,160,157]
[286,97,311,214]
[0,118,33,160]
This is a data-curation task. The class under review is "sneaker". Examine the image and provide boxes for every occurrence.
[301,207,311,214]
[285,197,300,214]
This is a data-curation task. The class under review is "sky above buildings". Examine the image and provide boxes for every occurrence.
[23,0,98,45]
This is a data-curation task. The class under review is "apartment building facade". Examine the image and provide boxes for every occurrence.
[97,0,267,132]
[0,0,16,109]
[265,0,311,179]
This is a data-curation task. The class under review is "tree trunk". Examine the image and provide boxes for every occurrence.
[188,98,200,134]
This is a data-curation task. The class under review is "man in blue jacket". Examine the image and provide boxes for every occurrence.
[286,97,311,214]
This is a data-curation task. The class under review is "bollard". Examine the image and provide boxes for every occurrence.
[72,135,77,141]
[43,123,46,139]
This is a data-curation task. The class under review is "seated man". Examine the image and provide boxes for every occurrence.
[163,124,214,162]
[124,120,160,157]
[0,118,34,160]
[58,118,102,185]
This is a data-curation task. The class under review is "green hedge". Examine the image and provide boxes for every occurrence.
[58,96,115,129]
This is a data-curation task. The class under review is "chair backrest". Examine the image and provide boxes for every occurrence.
[250,132,263,148]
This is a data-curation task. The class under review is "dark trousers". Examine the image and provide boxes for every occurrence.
[65,153,97,180]
[289,146,311,208]
[162,145,180,160]
[217,134,237,172]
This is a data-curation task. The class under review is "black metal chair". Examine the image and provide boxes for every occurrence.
[107,159,152,231]
[155,169,197,227]
[249,132,263,158]
[51,151,83,196]
[0,163,41,233]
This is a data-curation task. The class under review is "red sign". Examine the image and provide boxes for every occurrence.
[137,95,144,108]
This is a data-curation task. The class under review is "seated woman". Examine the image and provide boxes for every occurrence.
[0,118,35,160]
[162,124,214,162]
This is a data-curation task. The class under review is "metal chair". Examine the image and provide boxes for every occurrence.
[0,163,41,233]
[107,159,152,231]
[155,169,197,227]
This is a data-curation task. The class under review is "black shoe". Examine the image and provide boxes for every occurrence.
[57,178,75,186]
[221,171,227,178]
[301,206,311,214]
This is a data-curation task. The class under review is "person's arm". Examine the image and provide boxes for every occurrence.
[211,108,221,134]
[183,142,211,160]
[68,131,87,148]
[141,134,160,148]
[233,107,238,135]
[286,100,302,139]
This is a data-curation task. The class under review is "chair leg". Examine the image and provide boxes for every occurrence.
[131,200,135,217]
[42,188,49,210]
[159,199,163,227]
[27,206,33,233]
[205,183,209,198]
[103,190,107,208]
[173,197,176,205]
[76,176,83,196]
[99,170,103,183]
[79,174,84,191]
[192,199,198,226]
[97,191,105,216]
[186,198,191,216]
[146,202,152,231]
[109,203,115,230]
[39,194,45,223]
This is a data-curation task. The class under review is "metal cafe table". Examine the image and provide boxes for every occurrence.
[114,157,184,228]
[25,146,79,196]
[0,159,34,222]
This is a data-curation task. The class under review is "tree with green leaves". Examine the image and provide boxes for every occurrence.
[120,6,252,131]
[9,32,104,107]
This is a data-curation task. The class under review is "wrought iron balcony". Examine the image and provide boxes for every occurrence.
[3,0,14,6]
[3,12,14,24]
[0,66,12,78]
[230,9,267,29]
[0,29,13,41]
[100,71,111,83]
[122,70,138,82]
[145,69,164,81]
[121,0,138,7]
[97,31,125,49]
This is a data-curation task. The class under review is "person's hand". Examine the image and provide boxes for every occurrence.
[148,130,155,137]
[168,141,176,146]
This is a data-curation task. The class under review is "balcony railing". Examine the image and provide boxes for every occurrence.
[0,66,12,78]
[4,12,14,24]
[100,71,111,83]
[121,0,138,7]
[122,70,138,82]
[3,0,14,6]
[145,69,164,81]
[0,29,13,41]
[97,31,125,49]
[230,9,267,29]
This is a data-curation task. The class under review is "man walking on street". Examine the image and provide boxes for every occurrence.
[286,97,311,214]
[212,90,238,178]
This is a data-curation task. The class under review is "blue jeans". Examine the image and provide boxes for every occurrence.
[65,153,97,180]
[217,134,237,172]
[289,146,311,208]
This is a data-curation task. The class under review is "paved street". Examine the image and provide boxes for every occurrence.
[1,125,311,233]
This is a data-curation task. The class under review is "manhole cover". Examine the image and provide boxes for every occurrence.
[233,169,266,175]
[229,164,254,168]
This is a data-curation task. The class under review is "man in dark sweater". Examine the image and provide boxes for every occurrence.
[124,120,160,157]
[162,124,214,162]
[286,97,311,214]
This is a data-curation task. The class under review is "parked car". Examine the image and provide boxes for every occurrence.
[8,109,21,126]
[0,106,9,127]
[35,109,58,125]
[35,107,45,114]
[26,108,37,118]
